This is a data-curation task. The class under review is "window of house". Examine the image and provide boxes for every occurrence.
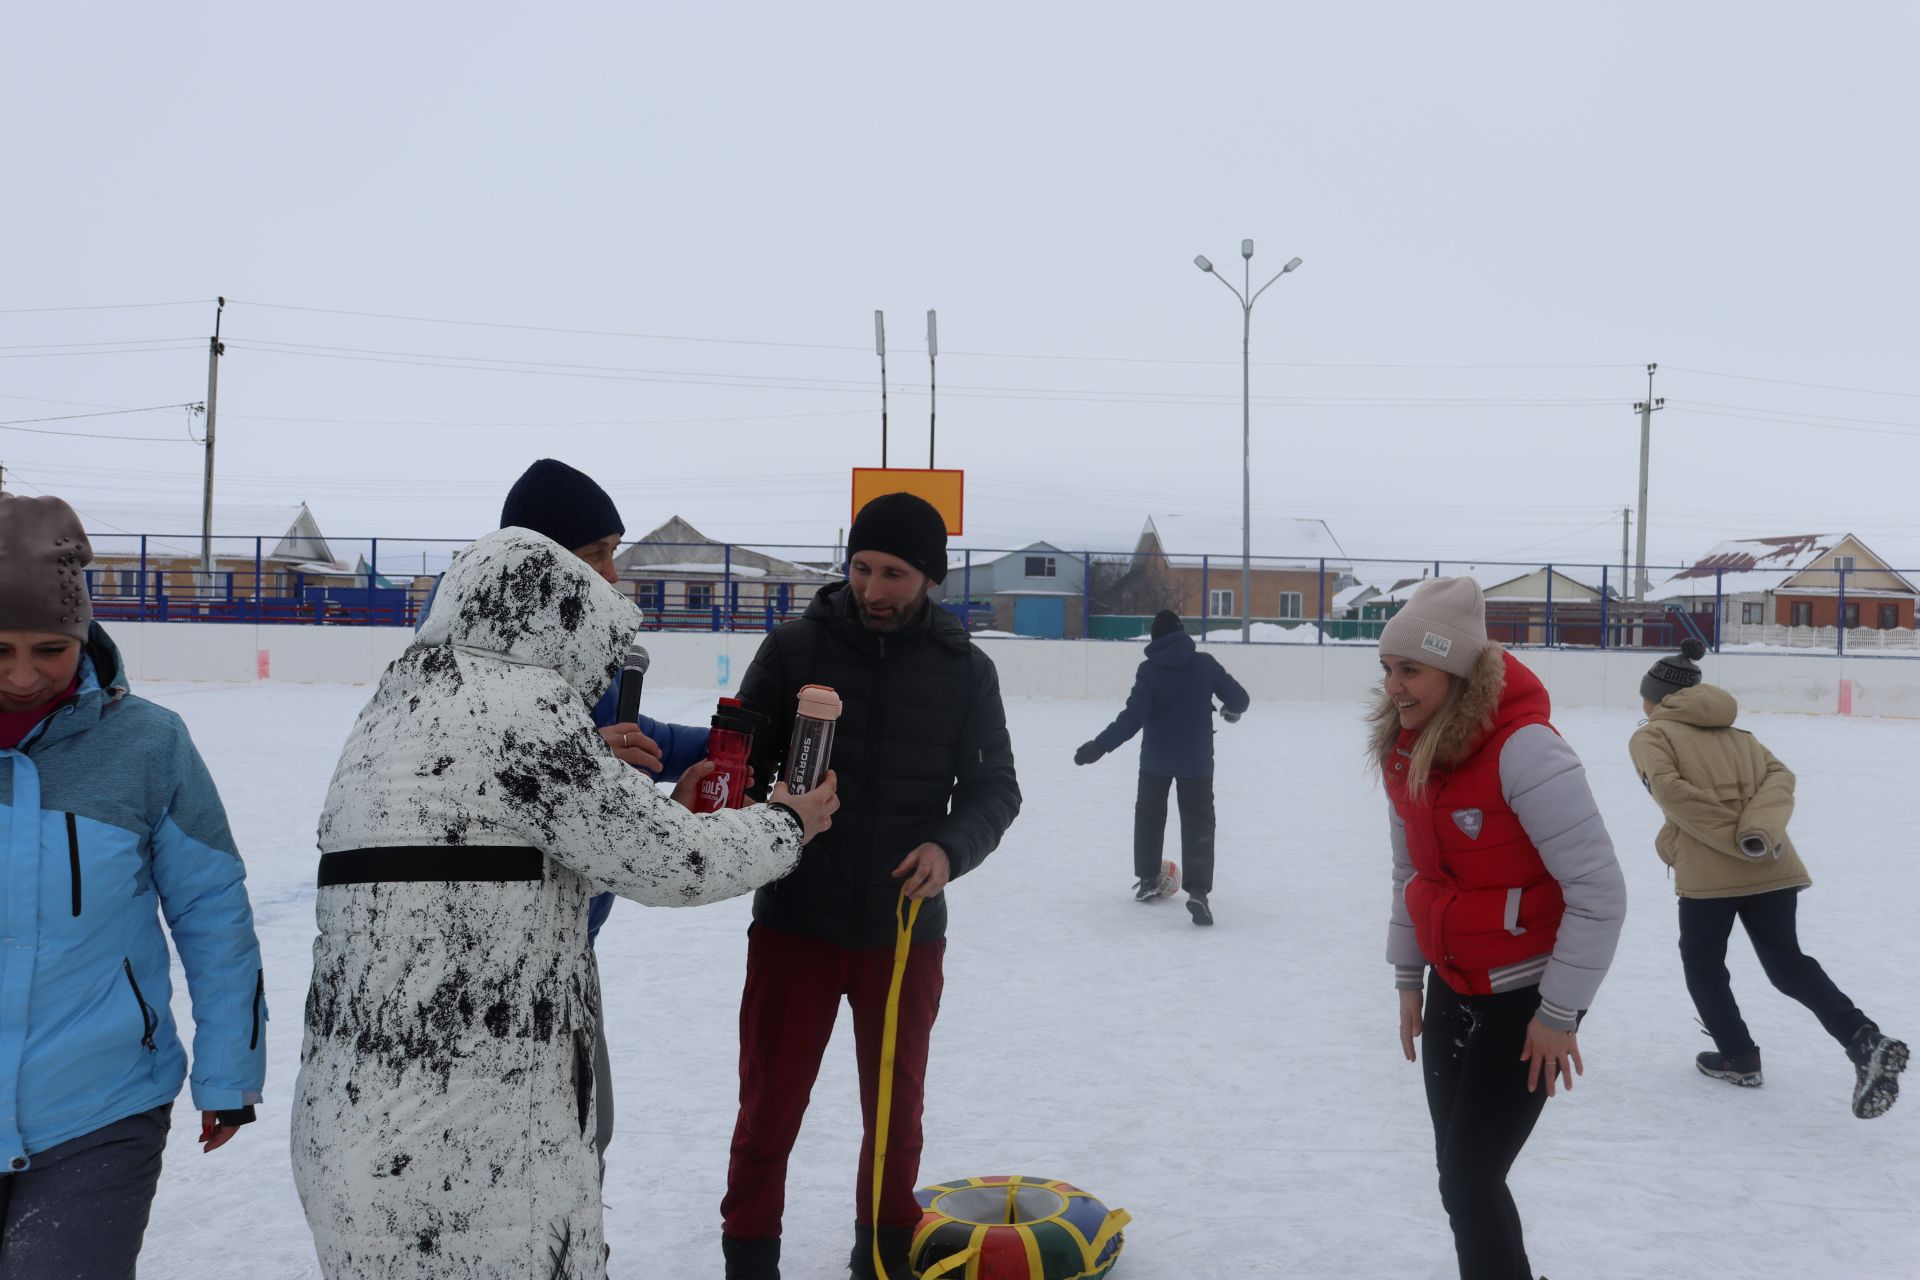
[1879,604,1899,630]
[117,569,140,596]
[1208,588,1235,618]
[635,581,662,612]
[686,583,714,612]
[1024,555,1057,579]
[1844,603,1861,629]
[1789,601,1813,627]
[1834,555,1857,572]
[1741,601,1764,625]
[1277,592,1304,620]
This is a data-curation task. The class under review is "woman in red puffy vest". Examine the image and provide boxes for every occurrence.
[1371,578,1626,1280]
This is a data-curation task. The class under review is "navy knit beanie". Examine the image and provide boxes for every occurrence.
[500,459,624,551]
[1150,609,1183,639]
[847,492,949,584]
[1642,636,1708,705]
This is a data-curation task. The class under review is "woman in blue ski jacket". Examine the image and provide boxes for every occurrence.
[0,494,265,1276]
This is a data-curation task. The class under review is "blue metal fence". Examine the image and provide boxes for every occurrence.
[75,532,1918,657]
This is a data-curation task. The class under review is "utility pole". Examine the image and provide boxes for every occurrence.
[875,310,889,467]
[1621,508,1630,598]
[201,296,227,581]
[927,309,938,468]
[0,461,7,494]
[1632,362,1663,601]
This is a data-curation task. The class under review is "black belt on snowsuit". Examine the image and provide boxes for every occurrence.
[317,846,545,887]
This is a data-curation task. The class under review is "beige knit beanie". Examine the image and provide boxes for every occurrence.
[0,494,94,639]
[1379,576,1488,678]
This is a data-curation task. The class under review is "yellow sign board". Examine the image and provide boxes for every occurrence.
[851,468,965,536]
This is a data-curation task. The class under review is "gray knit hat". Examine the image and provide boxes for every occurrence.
[1379,577,1489,678]
[1642,637,1707,705]
[0,494,93,639]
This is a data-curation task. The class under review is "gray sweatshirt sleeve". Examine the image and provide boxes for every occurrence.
[1501,725,1628,1030]
[1387,803,1425,989]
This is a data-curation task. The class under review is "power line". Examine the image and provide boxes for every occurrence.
[1666,365,1920,401]
[1667,405,1920,440]
[1669,398,1920,431]
[0,300,209,315]
[0,338,202,351]
[0,403,204,441]
[227,340,1621,408]
[227,299,1642,370]
[0,345,203,361]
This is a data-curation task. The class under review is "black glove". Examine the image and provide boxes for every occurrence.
[1222,710,1242,724]
[1074,741,1104,766]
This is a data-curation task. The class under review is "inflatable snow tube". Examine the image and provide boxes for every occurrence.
[911,1175,1129,1279]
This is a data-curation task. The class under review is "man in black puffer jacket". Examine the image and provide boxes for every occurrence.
[1075,608,1250,925]
[720,493,1020,1280]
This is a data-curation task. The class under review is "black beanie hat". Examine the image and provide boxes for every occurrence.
[500,459,624,552]
[1150,609,1183,639]
[847,492,948,584]
[1642,636,1708,705]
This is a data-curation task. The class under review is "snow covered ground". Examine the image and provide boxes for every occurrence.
[132,680,1917,1279]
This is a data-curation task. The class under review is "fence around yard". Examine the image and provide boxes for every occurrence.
[76,532,1919,658]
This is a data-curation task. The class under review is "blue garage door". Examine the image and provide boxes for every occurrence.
[1013,596,1067,639]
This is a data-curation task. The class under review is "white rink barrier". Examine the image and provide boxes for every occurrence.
[103,623,1920,718]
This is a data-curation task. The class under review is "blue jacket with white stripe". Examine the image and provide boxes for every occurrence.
[0,625,265,1169]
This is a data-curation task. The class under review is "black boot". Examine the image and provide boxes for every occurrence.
[1846,1023,1909,1119]
[848,1225,915,1279]
[1696,1047,1763,1087]
[723,1234,781,1280]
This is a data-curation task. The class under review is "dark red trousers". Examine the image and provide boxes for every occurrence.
[721,924,945,1240]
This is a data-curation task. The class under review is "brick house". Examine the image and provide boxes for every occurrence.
[1649,533,1918,642]
[1109,516,1348,626]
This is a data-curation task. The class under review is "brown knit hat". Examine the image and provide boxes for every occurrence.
[1379,577,1489,678]
[0,494,94,639]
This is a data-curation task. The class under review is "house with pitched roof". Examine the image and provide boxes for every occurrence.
[614,515,839,628]
[1117,516,1351,626]
[1649,533,1918,643]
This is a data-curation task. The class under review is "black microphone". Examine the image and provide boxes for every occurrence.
[615,644,650,723]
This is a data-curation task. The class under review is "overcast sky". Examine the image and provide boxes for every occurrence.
[4,2,1916,583]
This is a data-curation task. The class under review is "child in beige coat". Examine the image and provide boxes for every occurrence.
[1629,638,1907,1118]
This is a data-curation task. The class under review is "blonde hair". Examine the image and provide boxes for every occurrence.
[1367,673,1470,802]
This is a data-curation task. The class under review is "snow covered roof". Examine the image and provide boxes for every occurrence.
[79,501,334,563]
[1377,565,1611,604]
[617,516,834,582]
[1134,515,1352,571]
[1648,534,1917,600]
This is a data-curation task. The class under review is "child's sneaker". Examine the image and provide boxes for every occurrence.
[1696,1048,1763,1087]
[1133,878,1158,903]
[1847,1023,1909,1119]
[1187,895,1214,927]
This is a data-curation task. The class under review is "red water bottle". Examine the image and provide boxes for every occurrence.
[695,698,760,813]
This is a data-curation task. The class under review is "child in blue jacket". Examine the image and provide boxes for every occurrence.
[0,494,265,1276]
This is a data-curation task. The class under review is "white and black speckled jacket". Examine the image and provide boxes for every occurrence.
[290,528,802,1280]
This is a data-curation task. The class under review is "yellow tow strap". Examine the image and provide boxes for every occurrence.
[872,891,922,1280]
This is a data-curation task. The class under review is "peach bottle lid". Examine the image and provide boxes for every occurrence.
[795,684,842,721]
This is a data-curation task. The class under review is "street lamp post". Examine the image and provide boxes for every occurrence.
[1194,241,1302,643]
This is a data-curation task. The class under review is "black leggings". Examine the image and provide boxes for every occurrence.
[1422,975,1553,1280]
[1678,888,1868,1057]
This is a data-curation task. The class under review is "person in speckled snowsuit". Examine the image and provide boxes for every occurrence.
[290,528,836,1280]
